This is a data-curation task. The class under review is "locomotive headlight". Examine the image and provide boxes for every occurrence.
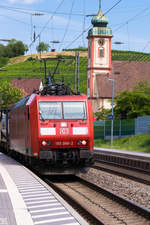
[41,140,52,146]
[73,127,88,135]
[77,140,87,145]
[81,140,87,145]
[41,141,47,146]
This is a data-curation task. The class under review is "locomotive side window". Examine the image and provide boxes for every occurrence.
[63,102,87,120]
[39,102,62,120]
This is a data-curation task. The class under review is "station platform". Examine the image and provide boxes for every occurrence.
[0,152,88,225]
[94,147,150,160]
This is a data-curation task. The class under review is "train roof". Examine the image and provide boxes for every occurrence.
[36,94,88,101]
[11,93,88,110]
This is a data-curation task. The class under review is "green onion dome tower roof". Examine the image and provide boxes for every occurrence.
[91,8,109,27]
[88,2,112,37]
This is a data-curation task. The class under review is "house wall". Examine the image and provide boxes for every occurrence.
[103,99,111,109]
[91,98,112,112]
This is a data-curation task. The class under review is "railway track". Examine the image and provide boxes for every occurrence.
[94,148,150,184]
[45,176,150,225]
[93,161,150,185]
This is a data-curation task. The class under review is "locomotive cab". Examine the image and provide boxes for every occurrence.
[29,94,94,174]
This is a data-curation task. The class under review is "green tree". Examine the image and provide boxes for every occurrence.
[95,107,111,120]
[0,57,9,67]
[4,39,28,58]
[36,42,50,53]
[114,82,150,119]
[0,81,22,109]
[0,44,5,57]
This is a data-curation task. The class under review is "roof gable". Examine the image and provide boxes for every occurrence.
[11,78,43,96]
[96,61,150,98]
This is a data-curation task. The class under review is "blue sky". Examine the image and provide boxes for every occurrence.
[0,0,150,53]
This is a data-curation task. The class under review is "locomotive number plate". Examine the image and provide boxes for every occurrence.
[59,128,69,135]
[56,141,73,145]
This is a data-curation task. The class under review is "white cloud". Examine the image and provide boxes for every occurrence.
[7,0,40,4]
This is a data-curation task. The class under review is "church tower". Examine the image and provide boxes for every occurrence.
[87,1,112,111]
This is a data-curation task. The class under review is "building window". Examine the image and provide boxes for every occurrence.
[99,47,104,57]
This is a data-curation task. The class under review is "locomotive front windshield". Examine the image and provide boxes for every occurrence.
[39,102,62,120]
[63,102,86,119]
[39,101,87,120]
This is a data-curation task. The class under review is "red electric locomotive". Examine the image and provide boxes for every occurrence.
[9,93,94,174]
[1,57,94,174]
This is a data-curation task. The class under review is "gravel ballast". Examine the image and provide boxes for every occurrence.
[79,168,150,210]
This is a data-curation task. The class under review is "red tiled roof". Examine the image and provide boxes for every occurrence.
[96,61,150,98]
[11,78,42,96]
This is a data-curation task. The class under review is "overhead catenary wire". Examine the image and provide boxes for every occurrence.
[0,14,30,26]
[1,0,150,54]
[82,0,86,47]
[64,0,122,50]
[29,0,65,48]
[109,4,150,68]
[0,4,84,16]
[111,4,150,55]
[113,4,150,33]
[0,12,81,34]
[3,0,150,56]
[58,0,75,51]
[0,0,123,51]
[0,12,82,48]
[50,18,54,49]
[0,4,31,15]
[112,8,150,72]
[142,40,150,52]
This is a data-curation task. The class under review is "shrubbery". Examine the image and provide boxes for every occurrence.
[0,81,22,108]
[114,81,150,119]
[0,57,9,67]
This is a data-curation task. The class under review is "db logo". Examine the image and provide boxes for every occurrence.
[60,128,69,134]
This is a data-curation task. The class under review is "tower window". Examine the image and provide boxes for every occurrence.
[99,47,104,57]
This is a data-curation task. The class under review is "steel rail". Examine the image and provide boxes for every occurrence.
[93,160,150,185]
[78,178,150,220]
[45,177,150,224]
[45,178,106,225]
